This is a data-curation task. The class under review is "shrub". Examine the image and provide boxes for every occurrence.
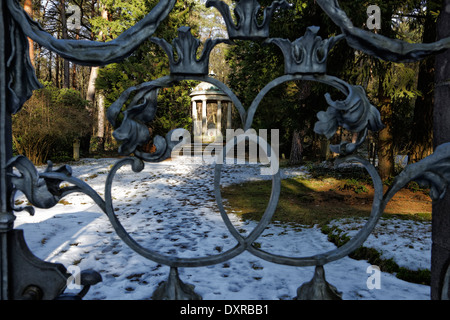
[338,178,369,194]
[12,83,92,164]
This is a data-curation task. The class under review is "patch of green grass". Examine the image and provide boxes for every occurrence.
[321,224,431,285]
[221,165,432,286]
[384,212,432,222]
[221,176,373,227]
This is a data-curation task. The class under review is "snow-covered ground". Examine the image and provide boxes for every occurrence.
[12,157,432,300]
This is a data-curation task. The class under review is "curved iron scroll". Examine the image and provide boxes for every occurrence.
[5,0,450,300]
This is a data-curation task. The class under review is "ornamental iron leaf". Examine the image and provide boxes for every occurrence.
[7,156,74,210]
[109,87,159,156]
[4,5,42,115]
[315,0,450,63]
[206,0,292,40]
[4,0,176,114]
[6,0,177,66]
[151,26,229,75]
[385,142,450,203]
[267,26,344,75]
[314,84,384,155]
[107,78,184,162]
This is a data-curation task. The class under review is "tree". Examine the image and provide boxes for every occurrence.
[197,0,231,82]
[94,0,199,151]
[87,3,109,152]
[432,0,450,300]
[371,0,436,179]
[225,0,363,161]
[224,0,428,178]
[60,0,70,88]
[408,1,440,163]
[23,0,34,67]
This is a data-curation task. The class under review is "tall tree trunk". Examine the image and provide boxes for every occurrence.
[86,67,99,104]
[55,56,60,87]
[23,0,34,68]
[82,66,98,155]
[36,44,41,79]
[55,32,60,88]
[95,6,109,153]
[432,0,450,300]
[377,67,394,181]
[408,8,436,164]
[84,5,109,154]
[48,50,53,83]
[97,93,105,152]
[60,0,70,88]
[289,130,303,165]
[72,34,79,89]
[376,6,396,181]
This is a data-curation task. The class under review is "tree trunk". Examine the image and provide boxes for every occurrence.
[23,0,34,68]
[72,34,79,89]
[85,5,109,154]
[377,74,394,181]
[55,33,60,87]
[96,93,105,152]
[432,0,450,300]
[376,6,396,182]
[408,8,436,164]
[60,0,70,88]
[86,66,99,105]
[81,66,98,155]
[289,130,303,165]
[48,50,53,83]
[36,44,41,79]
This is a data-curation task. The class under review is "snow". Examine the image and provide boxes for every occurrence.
[12,157,431,300]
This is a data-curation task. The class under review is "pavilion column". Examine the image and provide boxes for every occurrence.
[192,100,199,136]
[202,99,207,137]
[227,102,232,130]
[217,101,222,138]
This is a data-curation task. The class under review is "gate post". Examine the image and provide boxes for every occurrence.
[0,0,15,300]
[432,0,450,300]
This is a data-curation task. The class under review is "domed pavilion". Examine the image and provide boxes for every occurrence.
[190,82,234,143]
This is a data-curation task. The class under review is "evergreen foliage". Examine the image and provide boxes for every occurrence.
[225,0,437,177]
[94,0,199,139]
[12,0,440,168]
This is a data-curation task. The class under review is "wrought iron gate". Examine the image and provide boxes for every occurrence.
[1,0,450,300]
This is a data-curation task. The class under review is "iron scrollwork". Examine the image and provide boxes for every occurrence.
[206,0,292,40]
[3,0,450,300]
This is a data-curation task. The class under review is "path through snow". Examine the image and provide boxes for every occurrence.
[13,157,431,300]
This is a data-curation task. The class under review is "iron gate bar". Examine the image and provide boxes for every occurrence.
[0,0,12,301]
[2,0,450,300]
